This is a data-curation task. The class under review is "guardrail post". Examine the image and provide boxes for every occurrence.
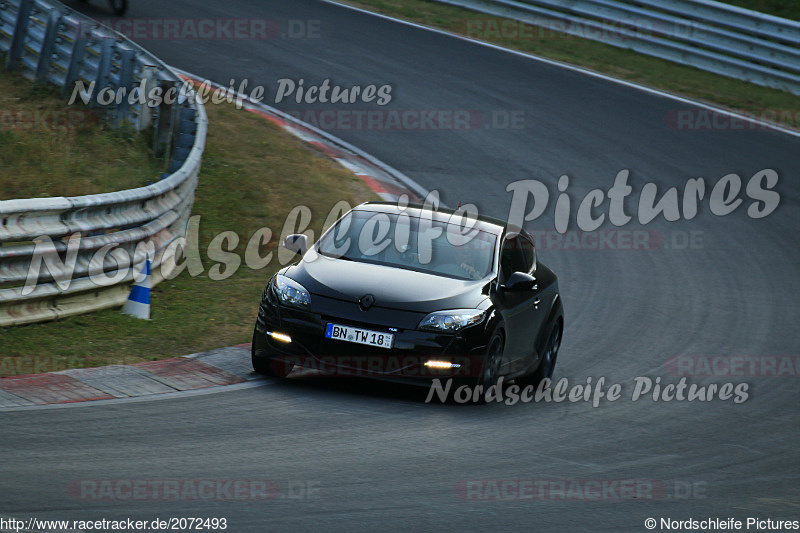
[35,9,61,83]
[169,106,196,172]
[152,79,177,158]
[136,65,159,131]
[62,35,88,97]
[6,0,32,71]
[115,48,135,128]
[92,37,113,104]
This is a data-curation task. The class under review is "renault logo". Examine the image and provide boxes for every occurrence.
[359,294,376,311]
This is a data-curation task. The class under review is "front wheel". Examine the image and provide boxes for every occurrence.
[519,323,562,389]
[480,328,503,390]
[467,326,504,403]
[108,0,127,15]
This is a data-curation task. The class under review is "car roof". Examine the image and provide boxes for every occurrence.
[352,201,517,237]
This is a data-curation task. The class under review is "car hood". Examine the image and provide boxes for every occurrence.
[286,255,489,313]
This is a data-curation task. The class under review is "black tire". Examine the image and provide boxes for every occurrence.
[251,328,294,378]
[109,0,127,15]
[519,322,562,389]
[471,326,504,403]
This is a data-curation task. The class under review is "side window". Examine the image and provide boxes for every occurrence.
[499,234,534,282]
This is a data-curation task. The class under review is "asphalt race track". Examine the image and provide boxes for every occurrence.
[2,0,799,531]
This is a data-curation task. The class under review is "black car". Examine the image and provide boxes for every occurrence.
[252,201,563,398]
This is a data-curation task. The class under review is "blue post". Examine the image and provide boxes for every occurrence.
[36,8,61,83]
[62,35,88,97]
[121,260,152,320]
[6,0,32,71]
[92,37,113,105]
[115,48,136,127]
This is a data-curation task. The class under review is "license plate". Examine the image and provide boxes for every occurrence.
[325,323,394,349]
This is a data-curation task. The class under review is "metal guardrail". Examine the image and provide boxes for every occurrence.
[437,0,800,94]
[0,0,207,326]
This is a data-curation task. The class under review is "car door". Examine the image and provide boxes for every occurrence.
[494,233,548,375]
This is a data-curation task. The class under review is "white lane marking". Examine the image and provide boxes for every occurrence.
[320,0,800,138]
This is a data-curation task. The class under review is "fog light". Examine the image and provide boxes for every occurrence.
[268,331,292,343]
[424,360,461,369]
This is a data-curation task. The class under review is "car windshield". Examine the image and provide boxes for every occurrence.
[317,210,497,280]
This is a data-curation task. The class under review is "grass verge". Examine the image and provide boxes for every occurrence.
[0,84,378,377]
[0,69,165,200]
[719,1,799,21]
[340,0,799,123]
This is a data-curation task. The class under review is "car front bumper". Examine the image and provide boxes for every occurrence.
[254,290,491,383]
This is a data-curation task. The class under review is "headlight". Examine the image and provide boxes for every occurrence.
[272,274,311,309]
[418,309,485,333]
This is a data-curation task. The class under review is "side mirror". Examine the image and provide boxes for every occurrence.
[501,272,537,291]
[283,234,309,256]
